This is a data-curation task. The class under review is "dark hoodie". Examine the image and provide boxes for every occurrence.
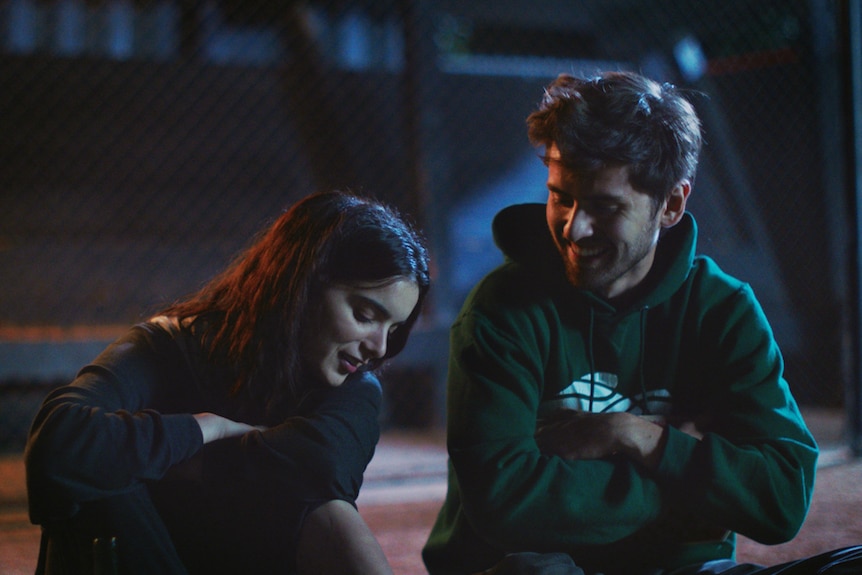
[25,317,382,574]
[423,203,818,575]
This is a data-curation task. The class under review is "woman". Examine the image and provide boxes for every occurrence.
[25,190,431,575]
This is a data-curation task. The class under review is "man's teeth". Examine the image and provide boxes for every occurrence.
[578,246,603,257]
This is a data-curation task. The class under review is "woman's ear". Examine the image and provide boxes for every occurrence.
[660,180,691,228]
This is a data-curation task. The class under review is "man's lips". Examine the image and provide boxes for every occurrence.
[568,242,608,261]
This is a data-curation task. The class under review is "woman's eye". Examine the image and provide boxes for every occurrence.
[354,309,374,323]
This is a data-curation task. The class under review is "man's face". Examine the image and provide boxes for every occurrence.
[544,144,665,301]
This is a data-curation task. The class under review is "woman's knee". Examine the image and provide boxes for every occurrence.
[300,499,361,544]
[297,500,392,575]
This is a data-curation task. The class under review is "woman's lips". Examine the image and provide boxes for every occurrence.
[340,353,364,374]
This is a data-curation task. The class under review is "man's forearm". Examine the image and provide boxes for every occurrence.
[535,410,676,468]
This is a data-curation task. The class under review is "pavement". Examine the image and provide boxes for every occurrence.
[0,429,450,575]
[2,408,860,575]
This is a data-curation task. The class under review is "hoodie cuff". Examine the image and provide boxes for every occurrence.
[654,425,700,483]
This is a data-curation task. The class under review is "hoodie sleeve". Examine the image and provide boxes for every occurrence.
[24,324,204,523]
[444,309,665,550]
[653,278,818,545]
[25,322,383,524]
[199,372,382,506]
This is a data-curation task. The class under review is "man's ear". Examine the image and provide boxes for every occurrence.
[660,180,691,228]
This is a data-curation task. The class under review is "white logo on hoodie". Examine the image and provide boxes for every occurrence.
[539,372,672,416]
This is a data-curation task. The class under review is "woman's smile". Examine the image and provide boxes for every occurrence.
[304,279,420,386]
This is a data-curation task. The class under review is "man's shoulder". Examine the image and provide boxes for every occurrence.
[679,254,762,318]
[689,254,749,292]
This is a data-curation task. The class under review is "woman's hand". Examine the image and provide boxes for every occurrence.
[193,412,266,444]
[164,414,264,483]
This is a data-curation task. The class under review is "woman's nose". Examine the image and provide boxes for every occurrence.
[362,328,388,359]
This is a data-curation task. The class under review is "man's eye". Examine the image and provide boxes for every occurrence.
[551,192,574,208]
[590,202,619,215]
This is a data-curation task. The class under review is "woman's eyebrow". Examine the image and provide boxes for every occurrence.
[354,294,391,320]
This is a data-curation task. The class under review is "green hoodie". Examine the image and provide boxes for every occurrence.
[423,204,818,575]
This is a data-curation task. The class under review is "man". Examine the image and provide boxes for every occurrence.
[422,71,862,575]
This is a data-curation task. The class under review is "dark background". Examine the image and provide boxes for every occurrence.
[1,0,859,448]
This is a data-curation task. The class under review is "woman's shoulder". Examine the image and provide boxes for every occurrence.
[138,314,215,352]
[85,315,221,391]
[147,314,182,333]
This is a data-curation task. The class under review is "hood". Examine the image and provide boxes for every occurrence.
[492,203,561,270]
[491,202,697,310]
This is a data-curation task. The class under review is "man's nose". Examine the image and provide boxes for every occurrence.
[563,206,592,242]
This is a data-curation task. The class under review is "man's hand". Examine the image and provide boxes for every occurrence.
[193,412,266,444]
[536,410,629,460]
[535,410,670,469]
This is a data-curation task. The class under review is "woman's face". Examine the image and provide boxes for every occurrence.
[303,278,420,387]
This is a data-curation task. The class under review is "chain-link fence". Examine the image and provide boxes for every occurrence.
[0,0,855,451]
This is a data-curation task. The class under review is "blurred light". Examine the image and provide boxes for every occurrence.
[673,34,707,83]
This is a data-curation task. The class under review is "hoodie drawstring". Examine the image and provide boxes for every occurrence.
[586,305,650,415]
[587,308,596,412]
[639,306,651,415]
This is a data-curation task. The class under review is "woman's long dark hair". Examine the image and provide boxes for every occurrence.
[161,190,430,407]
